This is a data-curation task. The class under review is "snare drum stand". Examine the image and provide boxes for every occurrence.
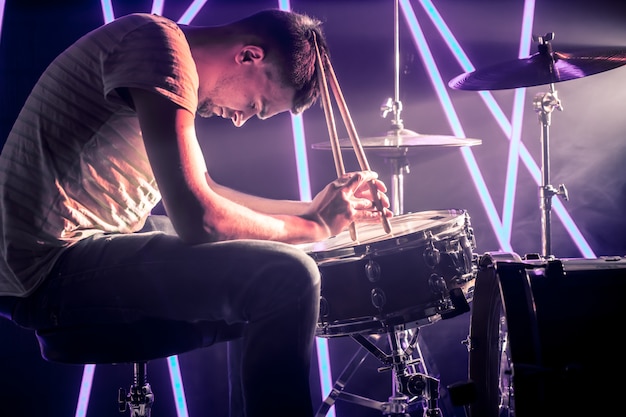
[316,324,442,417]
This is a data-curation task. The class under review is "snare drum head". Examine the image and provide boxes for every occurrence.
[298,209,469,262]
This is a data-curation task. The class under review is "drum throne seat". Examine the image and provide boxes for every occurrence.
[35,319,209,417]
[0,294,239,417]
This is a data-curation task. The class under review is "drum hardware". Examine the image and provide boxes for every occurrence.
[449,33,626,256]
[304,210,477,416]
[306,211,476,337]
[315,327,443,417]
[449,252,626,416]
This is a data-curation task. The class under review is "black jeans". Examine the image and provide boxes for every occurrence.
[11,216,321,417]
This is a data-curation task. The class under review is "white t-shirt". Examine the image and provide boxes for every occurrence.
[0,13,199,296]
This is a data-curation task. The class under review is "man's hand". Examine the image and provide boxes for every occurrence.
[306,171,392,238]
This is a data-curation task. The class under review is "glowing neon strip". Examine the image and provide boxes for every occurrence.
[519,0,536,56]
[0,0,6,43]
[400,0,511,252]
[418,0,594,257]
[100,0,115,23]
[74,364,95,417]
[501,89,525,244]
[151,0,165,16]
[501,1,535,243]
[178,0,208,25]
[290,114,313,200]
[314,338,335,416]
[277,1,334,415]
[168,356,190,417]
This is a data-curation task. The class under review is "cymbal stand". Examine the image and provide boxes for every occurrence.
[531,34,569,257]
[378,1,436,412]
[379,0,411,216]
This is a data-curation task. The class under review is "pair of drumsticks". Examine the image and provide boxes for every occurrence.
[313,37,392,241]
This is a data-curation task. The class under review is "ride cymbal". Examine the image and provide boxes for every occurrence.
[312,129,482,157]
[449,43,626,91]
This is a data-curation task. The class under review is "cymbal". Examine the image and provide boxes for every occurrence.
[311,129,482,158]
[449,47,626,91]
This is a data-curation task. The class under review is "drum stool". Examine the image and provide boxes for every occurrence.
[35,319,212,416]
[0,296,238,417]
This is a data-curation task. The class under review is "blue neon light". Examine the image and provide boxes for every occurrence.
[278,0,291,11]
[290,114,313,201]
[501,1,534,244]
[501,89,525,244]
[74,364,95,417]
[151,0,165,16]
[168,355,190,417]
[0,0,6,43]
[178,0,208,25]
[401,0,511,251]
[100,0,114,23]
[519,0,536,57]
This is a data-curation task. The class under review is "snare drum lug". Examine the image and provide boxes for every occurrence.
[365,259,382,282]
[371,287,387,310]
[424,242,441,269]
[428,273,447,295]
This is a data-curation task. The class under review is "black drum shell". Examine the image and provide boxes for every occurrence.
[303,210,477,337]
[468,253,626,417]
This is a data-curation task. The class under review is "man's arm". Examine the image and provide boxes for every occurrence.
[206,174,310,216]
[130,88,327,244]
[130,88,390,244]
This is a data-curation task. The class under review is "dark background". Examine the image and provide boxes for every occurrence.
[1,1,625,416]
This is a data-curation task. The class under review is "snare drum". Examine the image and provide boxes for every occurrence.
[299,210,477,337]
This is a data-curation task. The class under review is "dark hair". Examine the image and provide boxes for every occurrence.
[233,9,329,114]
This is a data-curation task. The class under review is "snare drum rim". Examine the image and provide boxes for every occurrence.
[305,209,471,263]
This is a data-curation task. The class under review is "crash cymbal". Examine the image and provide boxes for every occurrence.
[312,129,481,158]
[449,45,626,91]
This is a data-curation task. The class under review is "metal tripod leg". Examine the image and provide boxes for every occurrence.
[315,344,371,416]
[315,328,443,417]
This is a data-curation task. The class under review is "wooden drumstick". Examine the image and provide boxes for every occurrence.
[314,36,358,241]
[325,59,392,234]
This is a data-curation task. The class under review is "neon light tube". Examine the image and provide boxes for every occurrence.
[100,0,115,23]
[168,355,190,417]
[151,0,165,16]
[178,0,208,25]
[401,0,511,251]
[74,364,95,417]
[0,0,6,43]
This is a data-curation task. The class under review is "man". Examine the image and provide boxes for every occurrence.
[0,9,391,417]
